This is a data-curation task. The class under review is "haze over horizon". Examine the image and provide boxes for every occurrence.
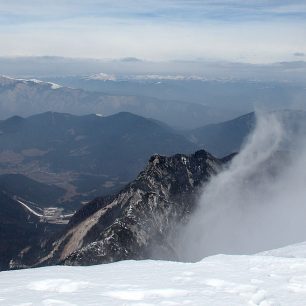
[1,0,306,64]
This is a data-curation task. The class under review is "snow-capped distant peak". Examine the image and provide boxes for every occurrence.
[28,78,44,84]
[85,73,116,81]
[125,74,208,81]
[0,75,62,89]
[84,73,212,82]
[78,73,240,83]
[26,79,62,89]
[131,74,206,81]
[49,82,62,90]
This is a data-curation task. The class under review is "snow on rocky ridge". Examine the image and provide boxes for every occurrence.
[84,73,229,82]
[1,242,306,306]
[0,75,62,90]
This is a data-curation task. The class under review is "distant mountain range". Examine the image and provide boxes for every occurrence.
[185,110,306,157]
[0,75,233,129]
[2,75,305,131]
[43,75,306,117]
[0,109,305,211]
[184,113,255,157]
[0,111,197,210]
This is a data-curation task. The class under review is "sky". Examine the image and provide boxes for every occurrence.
[0,0,306,63]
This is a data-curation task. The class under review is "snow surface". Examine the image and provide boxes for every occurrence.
[2,245,306,306]
[258,241,306,258]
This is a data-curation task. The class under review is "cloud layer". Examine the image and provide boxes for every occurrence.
[0,1,305,63]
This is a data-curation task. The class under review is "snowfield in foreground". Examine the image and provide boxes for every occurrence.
[1,243,306,306]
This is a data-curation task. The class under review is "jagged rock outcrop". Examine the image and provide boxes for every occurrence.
[23,150,228,267]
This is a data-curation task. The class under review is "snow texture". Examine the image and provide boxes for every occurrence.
[258,241,306,258]
[2,244,306,305]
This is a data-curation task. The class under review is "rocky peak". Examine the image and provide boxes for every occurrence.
[17,149,226,268]
[140,150,221,194]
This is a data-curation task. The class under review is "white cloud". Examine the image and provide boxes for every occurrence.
[0,1,305,63]
[178,111,306,260]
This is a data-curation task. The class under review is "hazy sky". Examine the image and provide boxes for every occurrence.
[1,0,306,63]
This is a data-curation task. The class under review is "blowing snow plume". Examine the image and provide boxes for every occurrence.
[178,110,306,261]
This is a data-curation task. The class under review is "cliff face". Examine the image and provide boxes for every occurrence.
[19,150,225,267]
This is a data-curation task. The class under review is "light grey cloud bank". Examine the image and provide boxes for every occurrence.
[0,1,305,63]
[178,111,306,261]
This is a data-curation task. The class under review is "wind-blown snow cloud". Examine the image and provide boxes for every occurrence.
[178,111,306,261]
[0,0,305,63]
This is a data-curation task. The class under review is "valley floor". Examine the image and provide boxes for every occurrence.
[1,243,306,305]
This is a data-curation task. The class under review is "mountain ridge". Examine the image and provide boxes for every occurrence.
[0,75,231,129]
[13,149,226,268]
[0,111,197,210]
[185,109,306,157]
